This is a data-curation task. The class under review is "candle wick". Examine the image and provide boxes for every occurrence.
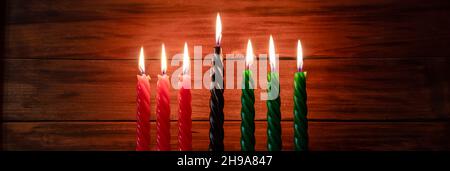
[269,60,276,72]
[216,36,221,46]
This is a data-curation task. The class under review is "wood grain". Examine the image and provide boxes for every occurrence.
[3,0,450,151]
[5,0,450,59]
[3,57,449,121]
[4,121,450,151]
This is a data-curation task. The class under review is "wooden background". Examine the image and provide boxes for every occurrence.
[2,0,450,151]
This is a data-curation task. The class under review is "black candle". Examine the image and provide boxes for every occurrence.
[209,13,225,151]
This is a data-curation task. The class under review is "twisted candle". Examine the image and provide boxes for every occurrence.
[209,46,225,151]
[156,74,171,151]
[267,72,282,151]
[294,39,308,151]
[136,75,151,151]
[294,72,308,151]
[178,75,192,151]
[241,70,255,151]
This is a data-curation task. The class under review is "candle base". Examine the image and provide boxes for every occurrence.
[136,75,151,151]
[267,72,282,151]
[209,88,225,151]
[241,70,256,151]
[178,75,192,151]
[209,47,225,151]
[156,75,171,151]
[294,72,308,151]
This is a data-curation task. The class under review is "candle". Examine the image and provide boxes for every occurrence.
[209,13,225,151]
[136,47,151,151]
[267,35,282,151]
[293,40,308,151]
[178,42,192,151]
[241,39,256,151]
[156,44,171,151]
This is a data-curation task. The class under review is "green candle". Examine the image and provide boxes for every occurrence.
[294,39,308,151]
[241,39,255,151]
[267,35,282,151]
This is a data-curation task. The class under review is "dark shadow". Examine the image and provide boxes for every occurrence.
[0,0,8,151]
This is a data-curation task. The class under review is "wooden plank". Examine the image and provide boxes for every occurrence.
[3,121,449,151]
[4,57,449,121]
[5,0,450,59]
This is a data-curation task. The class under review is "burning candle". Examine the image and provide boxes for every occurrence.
[209,13,225,151]
[267,35,282,151]
[136,47,151,151]
[293,40,308,151]
[178,42,192,151]
[241,39,256,151]
[156,44,171,151]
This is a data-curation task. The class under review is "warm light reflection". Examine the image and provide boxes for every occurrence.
[246,39,254,67]
[297,39,303,71]
[138,46,145,74]
[161,43,167,74]
[183,42,189,74]
[269,35,276,71]
[216,13,222,45]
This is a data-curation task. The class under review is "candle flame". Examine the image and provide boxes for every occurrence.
[246,39,254,67]
[297,39,303,71]
[161,43,167,74]
[216,13,222,45]
[269,35,276,71]
[183,42,189,74]
[138,46,145,74]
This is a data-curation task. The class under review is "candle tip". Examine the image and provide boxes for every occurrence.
[139,46,145,74]
[246,39,254,68]
[216,13,222,45]
[297,39,303,71]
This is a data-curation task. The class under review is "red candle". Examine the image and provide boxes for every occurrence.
[178,42,192,151]
[136,47,151,151]
[156,44,171,151]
